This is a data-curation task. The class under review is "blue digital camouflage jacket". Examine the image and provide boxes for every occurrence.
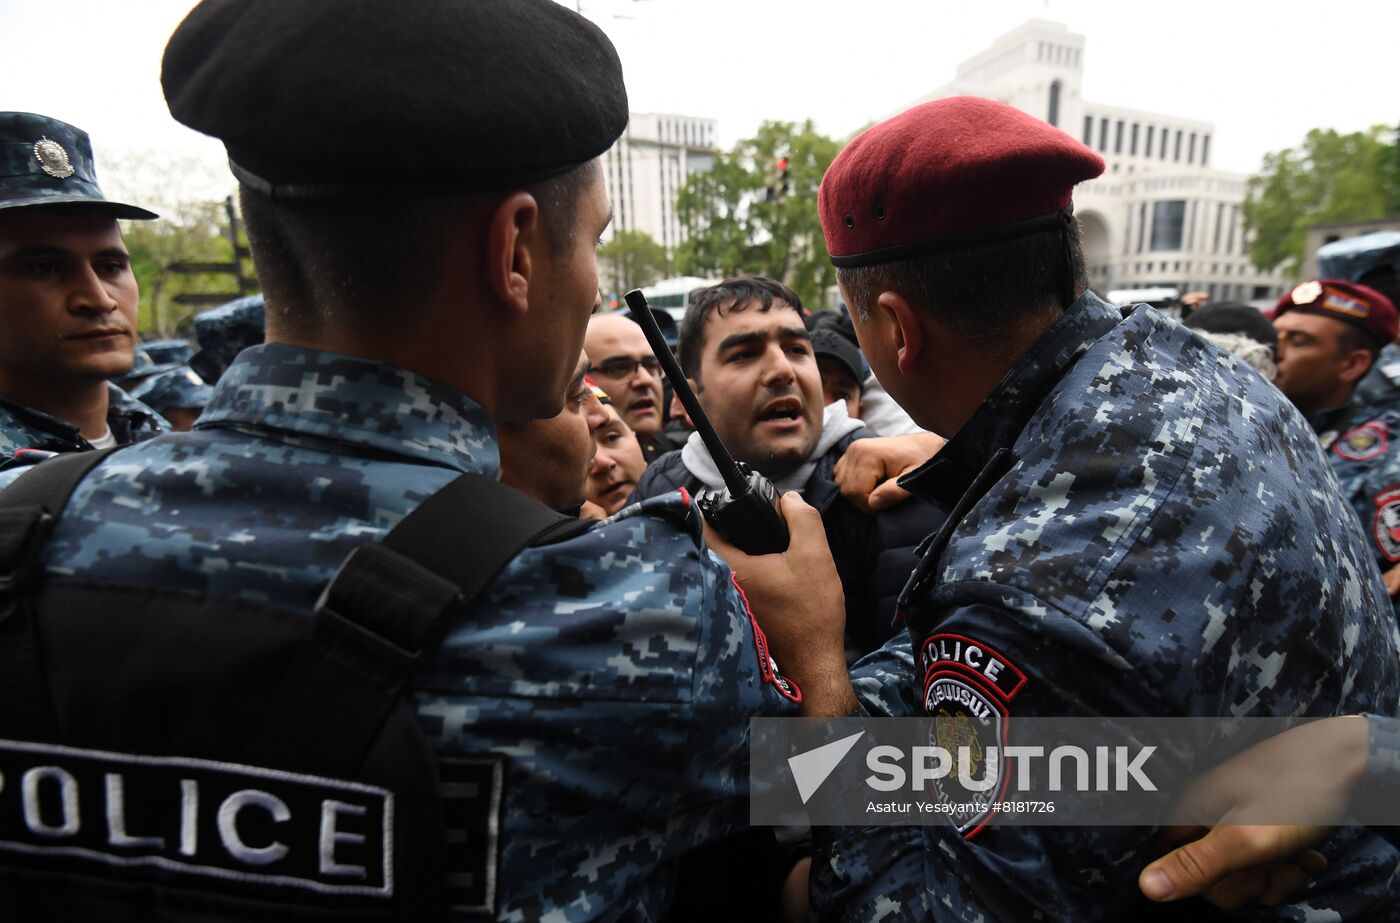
[0,344,802,921]
[1314,371,1400,616]
[0,381,166,462]
[812,293,1400,921]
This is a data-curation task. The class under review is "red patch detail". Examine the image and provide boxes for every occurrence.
[918,633,1025,841]
[730,573,801,703]
[678,486,692,513]
[1335,421,1388,462]
[1373,486,1400,562]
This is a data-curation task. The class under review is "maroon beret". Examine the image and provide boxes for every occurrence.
[1273,279,1399,346]
[819,97,1105,267]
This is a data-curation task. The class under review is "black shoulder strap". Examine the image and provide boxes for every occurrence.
[0,448,119,739]
[245,473,593,775]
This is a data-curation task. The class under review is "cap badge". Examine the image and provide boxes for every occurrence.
[1291,281,1323,306]
[33,137,75,180]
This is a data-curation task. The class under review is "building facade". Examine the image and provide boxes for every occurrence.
[601,112,718,252]
[900,20,1287,304]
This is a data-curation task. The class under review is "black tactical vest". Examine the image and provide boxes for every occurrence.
[0,449,588,921]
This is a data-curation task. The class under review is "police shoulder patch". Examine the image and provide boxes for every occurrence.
[1374,486,1400,562]
[918,633,1026,839]
[1335,421,1388,462]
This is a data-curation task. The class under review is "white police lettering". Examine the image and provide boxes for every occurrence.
[0,739,394,897]
[22,766,79,837]
[319,799,367,878]
[180,778,198,856]
[218,789,291,865]
[927,638,1001,687]
[105,773,165,849]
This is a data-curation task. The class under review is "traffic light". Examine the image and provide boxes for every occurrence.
[766,155,792,202]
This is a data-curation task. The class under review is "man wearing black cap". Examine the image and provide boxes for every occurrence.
[722,97,1399,919]
[0,112,166,462]
[0,1,846,920]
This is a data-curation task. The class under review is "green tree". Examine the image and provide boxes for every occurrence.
[599,229,669,297]
[101,149,244,335]
[1244,125,1400,277]
[675,120,841,308]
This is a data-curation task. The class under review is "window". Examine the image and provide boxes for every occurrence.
[1174,130,1183,162]
[1150,200,1186,251]
[1201,135,1210,166]
[1115,120,1124,154]
[1145,126,1155,157]
[1048,80,1061,127]
[1099,118,1109,151]
[1160,128,1169,159]
[1130,123,1139,156]
[1083,115,1094,144]
[1188,133,1197,164]
[1136,202,1148,253]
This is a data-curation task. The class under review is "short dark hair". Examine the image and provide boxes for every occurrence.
[837,224,1086,353]
[239,160,599,334]
[1335,322,1383,364]
[678,276,805,380]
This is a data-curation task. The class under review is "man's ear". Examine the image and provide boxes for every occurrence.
[1339,349,1376,387]
[485,192,541,316]
[876,291,925,376]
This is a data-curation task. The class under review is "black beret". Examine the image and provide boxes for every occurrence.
[162,0,629,200]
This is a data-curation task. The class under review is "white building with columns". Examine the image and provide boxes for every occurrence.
[601,112,718,252]
[899,20,1286,303]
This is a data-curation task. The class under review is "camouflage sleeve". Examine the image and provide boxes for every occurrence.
[1367,715,1400,787]
[814,599,1170,922]
[818,598,1400,921]
[1340,417,1400,575]
[848,631,923,718]
[411,493,803,916]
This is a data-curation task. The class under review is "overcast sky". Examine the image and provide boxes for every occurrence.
[2,0,1395,203]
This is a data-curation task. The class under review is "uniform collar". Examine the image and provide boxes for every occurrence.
[900,291,1123,508]
[0,381,164,451]
[197,343,500,475]
[1307,393,1362,440]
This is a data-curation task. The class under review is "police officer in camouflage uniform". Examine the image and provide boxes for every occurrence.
[0,113,167,462]
[751,96,1400,919]
[1272,279,1400,610]
[0,0,854,918]
[188,293,264,384]
[1317,232,1400,420]
[128,365,212,431]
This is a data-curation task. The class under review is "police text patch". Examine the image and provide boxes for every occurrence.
[0,738,393,896]
[919,634,1026,839]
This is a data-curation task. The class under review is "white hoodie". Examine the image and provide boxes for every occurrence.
[679,400,867,494]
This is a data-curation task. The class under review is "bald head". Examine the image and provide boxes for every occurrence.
[584,313,665,437]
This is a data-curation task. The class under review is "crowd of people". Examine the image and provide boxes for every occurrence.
[0,0,1398,919]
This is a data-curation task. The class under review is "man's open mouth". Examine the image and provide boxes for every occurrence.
[757,397,803,423]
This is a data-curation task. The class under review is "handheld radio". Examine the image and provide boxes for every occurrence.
[623,290,790,555]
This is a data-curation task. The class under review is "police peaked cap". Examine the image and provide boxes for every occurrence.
[162,0,629,200]
[820,97,1104,267]
[0,112,156,219]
